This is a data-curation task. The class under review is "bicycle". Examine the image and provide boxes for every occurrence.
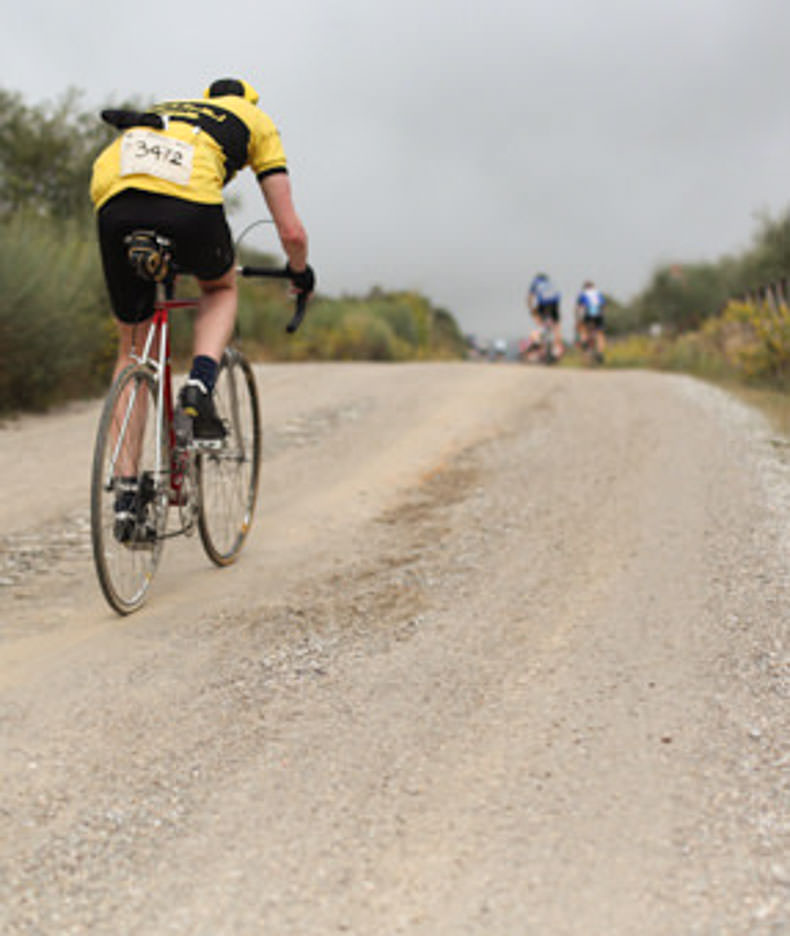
[90,231,308,615]
[576,318,605,365]
[521,315,559,365]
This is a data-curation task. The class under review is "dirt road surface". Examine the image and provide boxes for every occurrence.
[1,362,790,934]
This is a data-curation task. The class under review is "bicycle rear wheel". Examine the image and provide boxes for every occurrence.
[197,348,261,566]
[91,364,169,614]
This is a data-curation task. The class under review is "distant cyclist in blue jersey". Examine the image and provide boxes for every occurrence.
[575,280,606,363]
[527,272,564,358]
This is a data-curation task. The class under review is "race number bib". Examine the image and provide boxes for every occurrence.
[120,129,194,185]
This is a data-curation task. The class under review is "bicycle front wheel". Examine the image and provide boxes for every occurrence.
[198,348,261,566]
[90,364,169,614]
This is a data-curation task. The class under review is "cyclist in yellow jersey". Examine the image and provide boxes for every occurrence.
[91,77,314,439]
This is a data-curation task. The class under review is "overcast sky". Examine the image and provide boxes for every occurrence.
[5,0,790,338]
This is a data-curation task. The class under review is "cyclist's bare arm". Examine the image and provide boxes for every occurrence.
[259,173,309,273]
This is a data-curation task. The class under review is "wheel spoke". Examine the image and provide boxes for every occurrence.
[90,366,168,614]
[198,352,260,565]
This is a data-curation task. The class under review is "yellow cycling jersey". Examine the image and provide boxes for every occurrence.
[90,94,288,210]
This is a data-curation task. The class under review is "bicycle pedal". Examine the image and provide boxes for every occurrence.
[115,521,157,550]
[124,538,157,552]
[173,408,193,448]
[191,437,224,451]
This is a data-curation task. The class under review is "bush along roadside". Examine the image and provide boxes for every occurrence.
[0,212,115,414]
[0,215,466,416]
[605,291,790,391]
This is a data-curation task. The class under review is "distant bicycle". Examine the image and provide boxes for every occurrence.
[577,325,604,365]
[526,272,563,362]
[575,281,606,364]
[520,317,559,365]
[90,230,307,615]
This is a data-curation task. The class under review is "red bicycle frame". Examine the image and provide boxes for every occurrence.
[130,289,198,505]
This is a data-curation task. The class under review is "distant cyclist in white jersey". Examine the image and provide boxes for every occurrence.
[575,280,606,363]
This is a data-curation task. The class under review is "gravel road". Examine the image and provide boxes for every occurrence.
[1,362,789,935]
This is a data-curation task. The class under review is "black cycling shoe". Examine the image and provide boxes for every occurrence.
[177,379,226,442]
[114,514,157,547]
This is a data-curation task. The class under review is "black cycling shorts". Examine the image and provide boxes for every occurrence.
[583,313,605,329]
[97,189,235,323]
[536,299,560,323]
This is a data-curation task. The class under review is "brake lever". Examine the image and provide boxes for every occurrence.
[238,265,311,333]
[286,291,309,334]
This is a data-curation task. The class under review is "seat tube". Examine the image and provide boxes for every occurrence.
[155,313,169,484]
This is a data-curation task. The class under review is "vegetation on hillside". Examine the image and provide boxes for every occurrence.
[6,83,789,414]
[609,211,790,339]
[0,87,466,415]
[602,210,790,388]
[0,88,116,222]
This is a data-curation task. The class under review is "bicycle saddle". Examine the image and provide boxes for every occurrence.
[125,230,173,283]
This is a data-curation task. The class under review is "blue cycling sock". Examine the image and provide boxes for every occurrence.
[189,355,219,393]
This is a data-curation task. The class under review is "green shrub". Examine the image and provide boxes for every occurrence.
[327,312,400,360]
[0,212,113,412]
[706,299,790,385]
[604,297,790,389]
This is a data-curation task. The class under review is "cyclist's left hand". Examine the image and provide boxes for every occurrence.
[286,263,316,295]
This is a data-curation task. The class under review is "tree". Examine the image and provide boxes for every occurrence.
[734,210,790,294]
[0,87,116,221]
[627,262,733,334]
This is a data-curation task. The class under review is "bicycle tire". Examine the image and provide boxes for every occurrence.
[197,348,261,566]
[90,364,169,614]
[542,326,556,365]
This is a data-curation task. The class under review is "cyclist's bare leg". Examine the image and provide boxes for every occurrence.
[112,319,160,477]
[193,268,237,366]
[553,319,564,355]
[113,319,160,380]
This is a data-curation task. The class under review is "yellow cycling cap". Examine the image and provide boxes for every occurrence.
[203,78,259,105]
